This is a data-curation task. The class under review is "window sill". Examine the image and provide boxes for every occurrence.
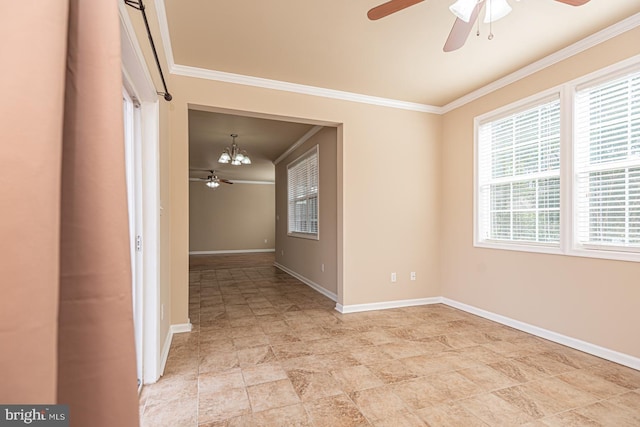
[287,232,319,241]
[474,240,562,256]
[474,240,640,263]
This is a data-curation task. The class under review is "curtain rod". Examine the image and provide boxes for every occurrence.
[124,0,172,101]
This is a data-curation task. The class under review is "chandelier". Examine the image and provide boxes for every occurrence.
[218,134,251,166]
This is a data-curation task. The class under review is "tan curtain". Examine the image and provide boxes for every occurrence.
[0,1,140,426]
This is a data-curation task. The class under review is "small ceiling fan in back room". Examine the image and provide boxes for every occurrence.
[367,0,591,52]
[189,169,234,189]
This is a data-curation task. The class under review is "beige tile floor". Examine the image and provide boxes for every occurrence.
[139,254,640,426]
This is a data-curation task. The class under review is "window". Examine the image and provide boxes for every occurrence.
[477,96,561,246]
[575,69,640,251]
[287,145,319,238]
[474,58,640,261]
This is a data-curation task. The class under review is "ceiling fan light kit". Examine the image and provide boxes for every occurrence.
[482,0,512,24]
[189,169,234,189]
[367,0,590,51]
[218,134,251,165]
[450,0,511,24]
[449,0,481,22]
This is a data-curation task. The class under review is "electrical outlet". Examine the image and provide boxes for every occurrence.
[410,272,416,281]
[161,304,164,320]
[391,272,397,283]
[321,263,325,272]
[281,249,284,256]
[264,239,268,244]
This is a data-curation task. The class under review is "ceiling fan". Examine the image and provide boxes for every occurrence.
[367,0,591,52]
[189,169,233,188]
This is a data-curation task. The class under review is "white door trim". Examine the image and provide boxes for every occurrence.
[119,3,162,385]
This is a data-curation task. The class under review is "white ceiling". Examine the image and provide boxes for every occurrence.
[166,0,640,181]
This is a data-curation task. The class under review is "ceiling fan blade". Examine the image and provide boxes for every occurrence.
[443,0,485,52]
[219,179,233,184]
[189,177,207,182]
[554,0,590,5]
[367,0,424,20]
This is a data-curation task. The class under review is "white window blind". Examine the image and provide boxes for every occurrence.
[287,146,319,237]
[575,69,640,250]
[477,97,561,245]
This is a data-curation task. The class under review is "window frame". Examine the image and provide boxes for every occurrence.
[573,65,640,255]
[476,92,562,248]
[287,145,320,240]
[473,56,640,263]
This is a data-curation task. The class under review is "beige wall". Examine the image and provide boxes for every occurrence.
[189,182,275,252]
[128,0,640,364]
[167,76,442,317]
[275,127,338,295]
[440,28,640,359]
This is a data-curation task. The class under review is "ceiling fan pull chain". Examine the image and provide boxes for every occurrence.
[488,0,494,40]
[476,4,481,37]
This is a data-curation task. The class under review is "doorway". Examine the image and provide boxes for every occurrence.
[186,106,341,308]
[123,88,144,388]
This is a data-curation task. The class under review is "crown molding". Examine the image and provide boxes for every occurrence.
[189,179,275,185]
[154,0,640,115]
[274,126,324,165]
[154,0,175,70]
[170,64,441,114]
[229,180,275,185]
[440,12,640,114]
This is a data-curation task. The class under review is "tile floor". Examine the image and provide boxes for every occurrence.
[139,254,640,426]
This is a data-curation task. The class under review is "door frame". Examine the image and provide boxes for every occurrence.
[119,3,162,385]
[122,87,144,387]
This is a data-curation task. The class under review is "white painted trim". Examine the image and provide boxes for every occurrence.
[336,297,442,314]
[441,298,640,371]
[189,180,274,185]
[472,55,640,263]
[441,12,640,113]
[157,322,193,380]
[229,180,275,185]
[171,64,441,114]
[153,0,175,71]
[274,262,337,302]
[274,126,324,165]
[171,322,193,334]
[152,2,640,114]
[140,101,161,385]
[331,295,640,370]
[119,2,157,102]
[120,3,163,386]
[189,249,276,255]
[158,328,172,379]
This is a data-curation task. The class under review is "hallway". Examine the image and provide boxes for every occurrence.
[139,254,640,426]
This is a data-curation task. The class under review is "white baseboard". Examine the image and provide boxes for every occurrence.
[331,295,639,371]
[159,322,193,376]
[273,262,337,302]
[171,322,193,334]
[190,249,275,255]
[335,297,441,314]
[441,298,640,371]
